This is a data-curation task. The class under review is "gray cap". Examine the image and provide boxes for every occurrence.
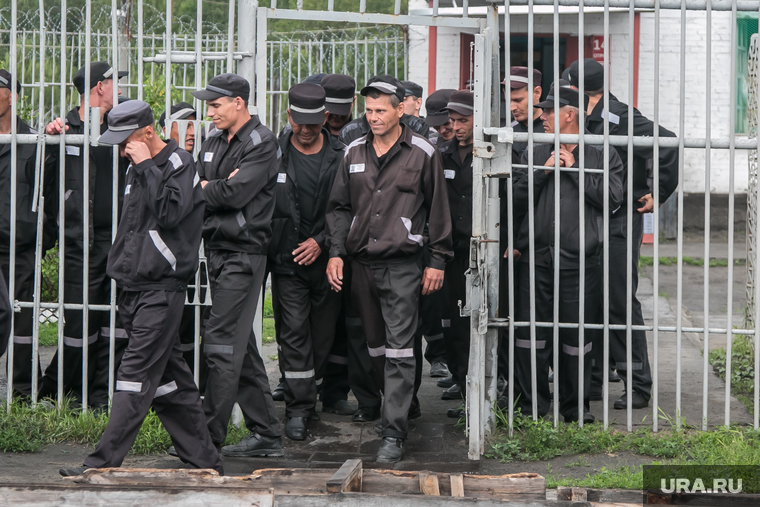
[99,100,154,145]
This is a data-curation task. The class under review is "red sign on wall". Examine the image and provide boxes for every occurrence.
[592,36,606,63]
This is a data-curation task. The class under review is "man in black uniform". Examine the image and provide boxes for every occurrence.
[512,85,624,423]
[59,100,221,476]
[193,74,283,457]
[268,83,343,440]
[0,70,54,398]
[439,90,474,412]
[160,101,197,153]
[425,89,456,147]
[39,62,128,411]
[567,59,679,409]
[322,74,356,141]
[325,74,453,463]
[507,67,545,161]
[0,269,9,358]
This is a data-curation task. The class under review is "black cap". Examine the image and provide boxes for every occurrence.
[98,100,155,145]
[401,80,423,98]
[159,101,197,128]
[72,62,128,95]
[118,96,132,104]
[288,83,326,125]
[534,82,588,110]
[566,59,605,92]
[360,74,404,102]
[303,73,326,85]
[505,66,543,90]
[192,73,250,101]
[321,74,356,116]
[444,90,474,116]
[424,89,455,127]
[0,70,21,94]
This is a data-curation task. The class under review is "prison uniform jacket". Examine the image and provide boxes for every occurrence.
[197,116,281,254]
[338,113,432,146]
[510,116,546,163]
[439,138,473,389]
[512,139,625,269]
[268,129,344,274]
[585,94,679,217]
[326,124,453,269]
[105,140,204,291]
[0,269,9,357]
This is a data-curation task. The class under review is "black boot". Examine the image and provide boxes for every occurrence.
[376,437,404,463]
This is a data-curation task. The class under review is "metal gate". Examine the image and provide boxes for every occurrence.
[2,0,760,463]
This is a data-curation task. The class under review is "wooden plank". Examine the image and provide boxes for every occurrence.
[557,487,587,501]
[462,472,545,501]
[419,472,441,496]
[0,485,274,507]
[326,459,362,493]
[449,474,464,497]
[360,469,420,495]
[586,489,646,504]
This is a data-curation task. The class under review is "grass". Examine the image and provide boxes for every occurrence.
[639,256,740,268]
[38,322,58,347]
[0,399,248,454]
[487,410,760,491]
[709,336,756,414]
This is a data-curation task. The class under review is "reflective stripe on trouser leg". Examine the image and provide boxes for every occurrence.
[85,291,221,470]
[202,251,280,444]
[557,266,602,421]
[85,290,221,473]
[1,249,37,396]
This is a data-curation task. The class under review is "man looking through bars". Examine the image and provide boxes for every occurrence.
[325,74,453,463]
[512,84,624,423]
[567,59,679,409]
[39,62,129,412]
[0,70,56,399]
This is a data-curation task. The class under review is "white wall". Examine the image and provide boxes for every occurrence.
[407,8,747,194]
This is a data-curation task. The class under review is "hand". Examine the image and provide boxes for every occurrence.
[200,180,208,188]
[557,148,575,168]
[293,238,321,266]
[45,118,68,135]
[503,249,521,262]
[125,141,151,165]
[544,154,556,175]
[421,267,444,295]
[227,168,239,180]
[637,193,654,213]
[326,257,344,292]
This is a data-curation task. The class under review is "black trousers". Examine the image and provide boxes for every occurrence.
[442,254,471,389]
[591,212,653,399]
[39,236,125,406]
[271,259,341,417]
[202,250,280,445]
[84,290,221,472]
[352,258,421,440]
[320,303,351,406]
[514,263,600,420]
[419,288,447,365]
[0,249,39,397]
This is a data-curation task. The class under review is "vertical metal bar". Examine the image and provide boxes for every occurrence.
[394,34,398,78]
[298,40,302,83]
[256,7,268,126]
[652,0,661,433]
[269,39,274,128]
[6,0,18,410]
[364,37,368,87]
[108,0,120,402]
[29,0,47,407]
[150,34,156,84]
[373,38,378,77]
[31,30,37,113]
[394,0,401,15]
[227,0,236,72]
[384,39,388,75]
[755,0,760,432]
[183,35,189,101]
[578,0,587,428]
[308,40,312,77]
[165,0,172,146]
[359,0,366,14]
[725,0,738,427]
[625,0,635,432]
[57,0,68,409]
[195,0,202,116]
[552,0,561,428]
[463,0,469,18]
[602,0,611,430]
[433,0,439,17]
[526,0,538,421]
[239,0,257,115]
[675,0,687,430]
[504,0,515,437]
[81,0,93,412]
[328,0,334,11]
[703,0,712,430]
